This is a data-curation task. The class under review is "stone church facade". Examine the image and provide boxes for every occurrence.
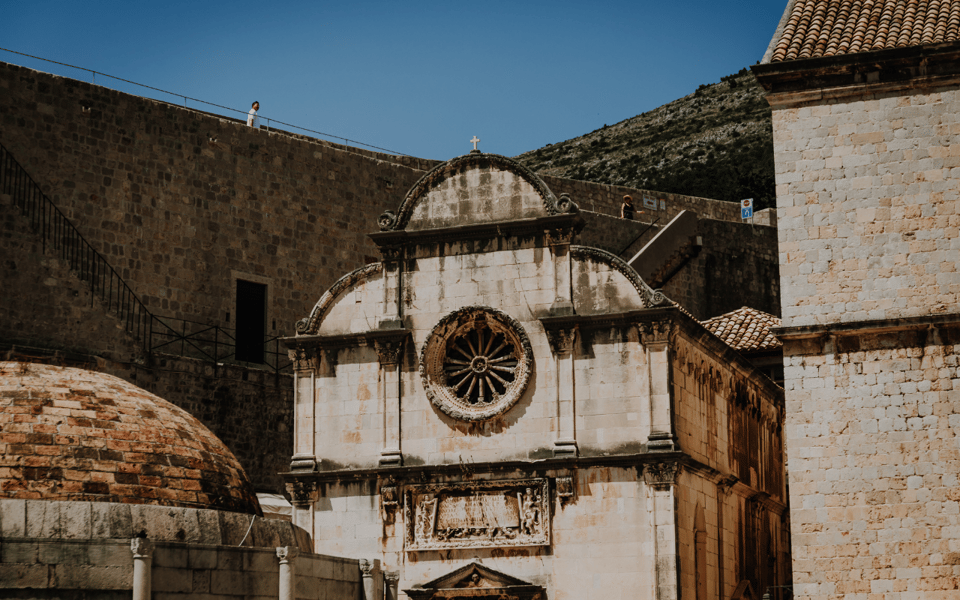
[754,1,960,598]
[284,153,790,600]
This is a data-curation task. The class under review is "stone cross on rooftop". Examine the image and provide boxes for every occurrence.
[470,136,480,152]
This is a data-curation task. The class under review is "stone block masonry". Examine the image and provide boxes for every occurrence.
[0,61,429,335]
[771,87,960,328]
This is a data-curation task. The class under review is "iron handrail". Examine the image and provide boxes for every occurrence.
[0,141,291,374]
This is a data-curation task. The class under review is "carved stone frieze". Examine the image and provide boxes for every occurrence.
[286,480,319,507]
[643,461,682,490]
[419,307,533,422]
[638,320,673,346]
[404,478,550,551]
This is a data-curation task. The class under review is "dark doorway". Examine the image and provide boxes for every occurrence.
[236,279,266,363]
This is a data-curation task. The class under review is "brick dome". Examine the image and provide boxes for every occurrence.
[0,362,260,514]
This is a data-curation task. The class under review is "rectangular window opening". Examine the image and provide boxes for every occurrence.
[235,279,266,364]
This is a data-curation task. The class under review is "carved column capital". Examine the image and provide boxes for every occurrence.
[286,480,319,507]
[643,461,682,490]
[130,536,152,558]
[384,571,400,584]
[545,326,578,356]
[637,320,673,346]
[374,338,404,366]
[276,546,299,563]
[546,227,576,247]
[288,346,321,372]
[360,558,375,576]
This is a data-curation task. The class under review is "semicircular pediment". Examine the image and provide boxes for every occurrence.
[378,153,573,232]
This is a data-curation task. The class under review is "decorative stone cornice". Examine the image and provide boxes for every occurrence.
[368,213,585,251]
[752,42,960,105]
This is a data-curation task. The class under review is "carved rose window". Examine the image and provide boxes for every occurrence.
[420,307,533,422]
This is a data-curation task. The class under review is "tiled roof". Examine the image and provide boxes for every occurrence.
[701,307,783,353]
[769,0,960,62]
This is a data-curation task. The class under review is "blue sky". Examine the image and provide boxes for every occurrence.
[1,1,788,160]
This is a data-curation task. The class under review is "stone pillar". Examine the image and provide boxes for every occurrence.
[286,480,318,543]
[546,326,579,457]
[289,345,320,473]
[360,559,376,600]
[374,336,405,466]
[277,546,299,600]
[644,461,682,600]
[384,571,400,600]
[130,537,152,600]
[638,321,677,451]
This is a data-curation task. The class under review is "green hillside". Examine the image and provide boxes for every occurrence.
[516,68,775,211]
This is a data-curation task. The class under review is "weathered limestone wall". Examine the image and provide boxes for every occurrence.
[309,467,658,600]
[772,86,960,327]
[782,325,960,598]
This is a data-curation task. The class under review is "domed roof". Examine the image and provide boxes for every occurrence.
[0,362,260,514]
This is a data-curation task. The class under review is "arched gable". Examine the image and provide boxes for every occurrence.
[377,153,574,232]
[570,245,667,314]
[296,262,384,335]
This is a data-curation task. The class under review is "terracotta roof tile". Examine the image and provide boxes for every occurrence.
[770,0,960,62]
[700,307,783,353]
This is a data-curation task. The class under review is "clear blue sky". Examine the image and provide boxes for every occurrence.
[1,1,788,160]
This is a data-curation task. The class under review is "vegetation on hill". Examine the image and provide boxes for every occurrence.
[516,68,775,211]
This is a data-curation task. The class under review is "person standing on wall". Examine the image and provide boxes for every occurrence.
[621,195,635,219]
[247,101,260,128]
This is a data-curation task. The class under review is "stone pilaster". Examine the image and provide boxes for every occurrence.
[638,321,677,452]
[546,325,579,457]
[288,345,320,473]
[286,480,319,541]
[643,461,682,600]
[374,336,405,466]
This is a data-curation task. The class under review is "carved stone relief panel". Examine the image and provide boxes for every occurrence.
[404,478,550,551]
[419,307,533,422]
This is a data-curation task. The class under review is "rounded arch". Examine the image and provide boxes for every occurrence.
[297,262,383,334]
[570,245,669,308]
[378,153,570,231]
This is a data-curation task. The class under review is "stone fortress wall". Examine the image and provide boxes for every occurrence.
[0,59,780,493]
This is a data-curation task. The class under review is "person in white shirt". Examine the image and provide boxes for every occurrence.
[247,101,260,128]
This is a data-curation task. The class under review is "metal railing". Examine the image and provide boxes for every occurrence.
[0,141,290,374]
